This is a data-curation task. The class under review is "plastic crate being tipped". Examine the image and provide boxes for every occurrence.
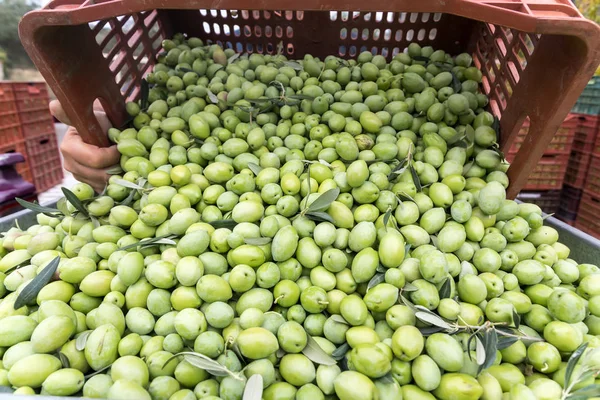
[19,0,600,198]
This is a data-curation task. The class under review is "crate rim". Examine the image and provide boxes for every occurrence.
[18,0,600,199]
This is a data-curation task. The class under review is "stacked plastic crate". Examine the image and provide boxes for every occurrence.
[508,116,577,214]
[11,82,63,193]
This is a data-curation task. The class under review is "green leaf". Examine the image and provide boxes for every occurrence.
[61,187,89,218]
[118,188,137,206]
[409,163,422,192]
[397,192,416,203]
[118,234,176,251]
[512,309,521,329]
[142,238,176,247]
[463,161,474,175]
[430,235,439,248]
[331,342,350,360]
[414,310,453,330]
[376,265,387,273]
[228,53,241,64]
[475,335,486,365]
[492,116,501,137]
[111,178,145,190]
[58,351,71,368]
[140,78,149,110]
[75,330,92,351]
[419,326,445,336]
[247,162,263,176]
[308,188,340,212]
[244,237,272,246]
[329,315,348,325]
[439,278,452,299]
[387,158,408,181]
[568,384,600,399]
[302,336,337,366]
[15,198,61,217]
[305,212,335,224]
[383,208,392,229]
[56,197,71,216]
[209,219,238,229]
[402,283,418,292]
[451,71,462,93]
[565,342,589,389]
[207,89,219,104]
[84,363,113,379]
[367,273,385,292]
[14,256,60,309]
[283,61,303,71]
[477,329,498,374]
[172,352,239,378]
[412,55,430,63]
[106,165,124,175]
[496,336,518,350]
[243,374,263,400]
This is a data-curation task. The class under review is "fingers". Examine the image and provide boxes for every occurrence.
[50,100,113,133]
[60,128,120,169]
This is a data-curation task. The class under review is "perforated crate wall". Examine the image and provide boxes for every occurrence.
[576,190,600,238]
[508,116,576,155]
[24,133,63,193]
[516,190,561,214]
[506,153,569,190]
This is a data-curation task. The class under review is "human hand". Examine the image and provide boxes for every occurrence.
[49,100,120,193]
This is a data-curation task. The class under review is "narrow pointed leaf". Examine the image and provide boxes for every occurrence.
[84,364,113,379]
[402,283,418,292]
[419,326,445,336]
[56,197,71,216]
[305,211,335,224]
[283,61,303,70]
[383,208,392,228]
[244,237,272,246]
[14,256,60,309]
[439,278,452,299]
[492,116,501,136]
[512,309,521,329]
[568,384,600,399]
[451,71,462,93]
[302,336,336,365]
[243,374,263,400]
[479,329,498,373]
[76,330,92,351]
[397,192,416,203]
[118,234,176,251]
[209,219,238,229]
[330,315,349,325]
[207,89,219,104]
[58,352,71,368]
[15,198,61,216]
[376,265,387,273]
[475,335,486,366]
[140,78,149,110]
[247,163,263,176]
[367,273,385,292]
[496,336,519,350]
[565,342,589,388]
[412,55,430,63]
[409,164,422,192]
[308,188,340,212]
[177,352,236,377]
[415,311,453,330]
[61,187,89,217]
[228,53,241,64]
[331,343,350,360]
[111,178,145,190]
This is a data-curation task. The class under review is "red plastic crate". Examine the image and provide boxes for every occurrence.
[509,116,577,155]
[576,190,600,239]
[584,154,600,197]
[557,184,582,223]
[565,150,592,189]
[516,190,561,214]
[25,133,63,192]
[12,82,50,113]
[0,121,24,146]
[21,117,56,140]
[0,82,17,115]
[506,153,569,190]
[572,114,600,153]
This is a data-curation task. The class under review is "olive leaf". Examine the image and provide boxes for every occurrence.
[439,278,452,299]
[462,161,474,175]
[228,53,241,64]
[419,326,445,336]
[177,67,194,73]
[412,55,430,63]
[496,336,519,350]
[58,352,71,368]
[242,374,263,400]
[331,342,350,360]
[397,192,416,203]
[414,310,453,330]
[307,188,340,213]
[405,243,411,259]
[376,265,387,273]
[302,336,337,366]
[61,187,89,218]
[119,234,177,251]
[209,219,238,229]
[76,330,92,351]
[84,363,113,379]
[387,158,408,181]
[330,315,349,325]
[383,208,392,229]
[111,178,145,191]
[283,61,303,71]
[305,212,335,224]
[276,348,286,358]
[247,162,263,176]
[409,163,422,192]
[567,384,600,400]
[565,342,589,389]
[15,198,62,217]
[244,237,272,246]
[477,329,498,374]
[14,256,60,309]
[318,159,332,167]
[144,238,177,247]
[0,386,14,393]
[367,273,385,292]
[170,352,243,379]
[512,309,521,329]
[430,235,439,248]
[402,282,418,292]
[475,335,486,365]
[492,116,501,136]
[450,71,462,93]
[140,78,149,110]
[207,89,219,104]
